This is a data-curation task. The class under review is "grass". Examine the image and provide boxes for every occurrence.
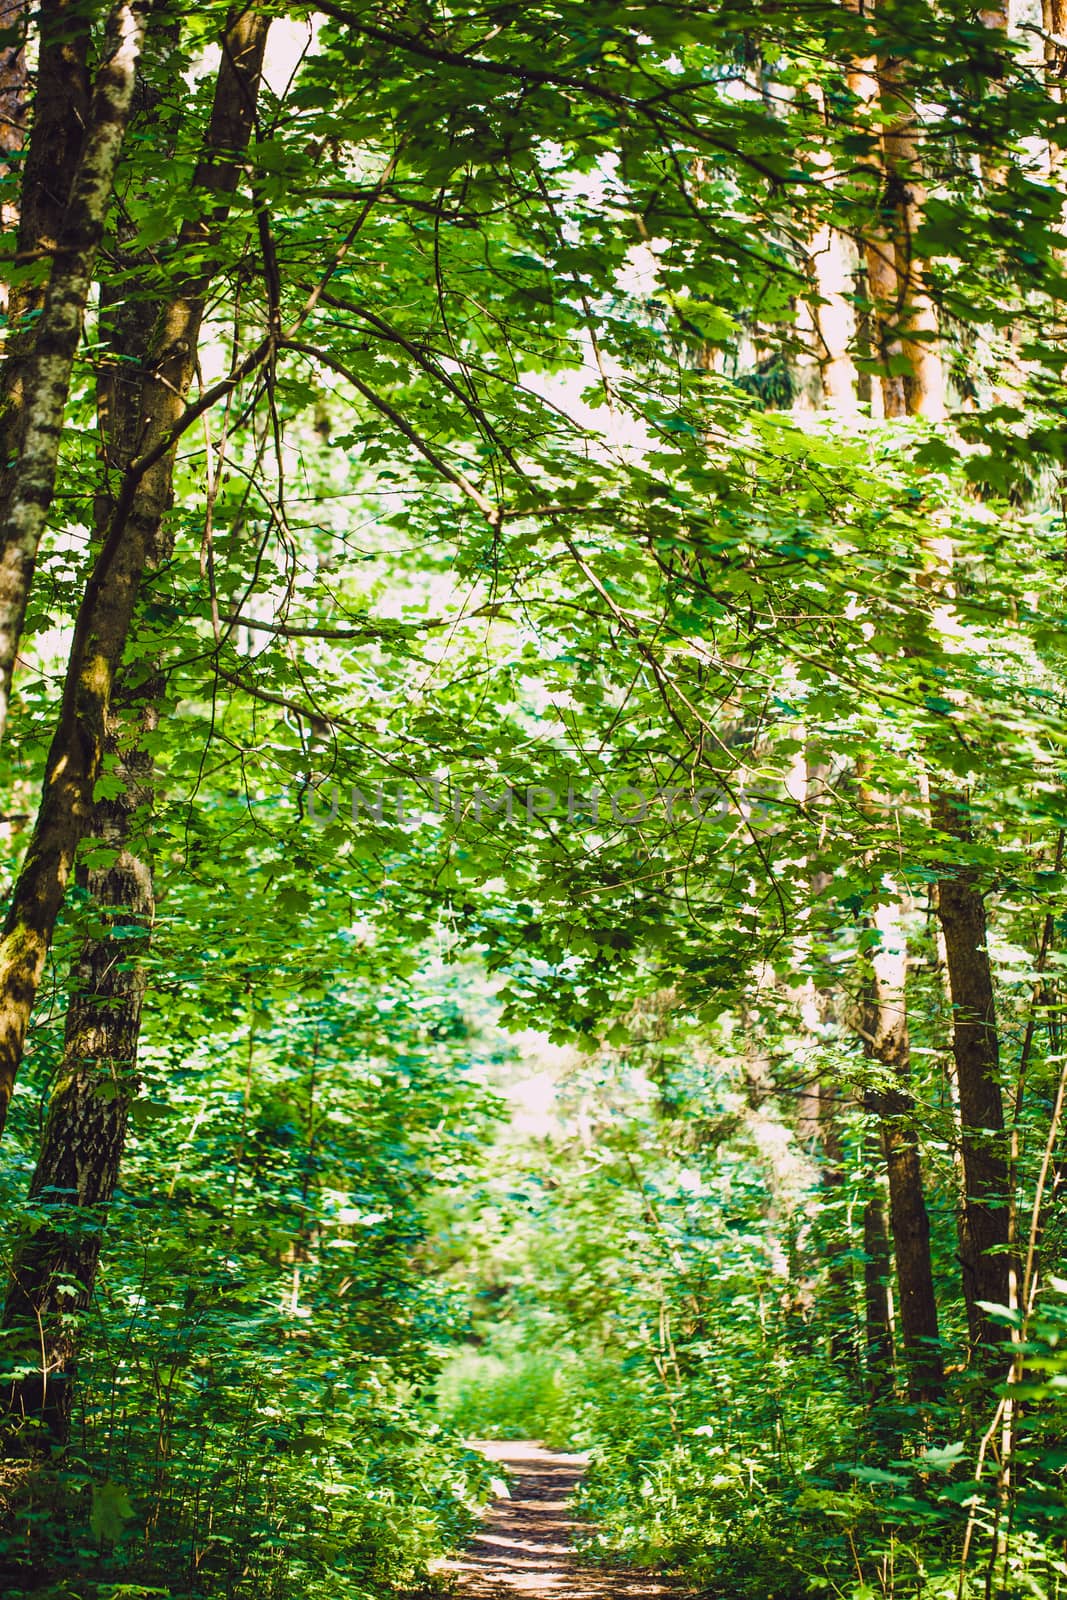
[435,1341,578,1448]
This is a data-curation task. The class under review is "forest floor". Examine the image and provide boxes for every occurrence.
[436,1440,685,1598]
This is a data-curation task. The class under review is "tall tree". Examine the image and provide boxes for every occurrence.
[861,891,944,1401]
[0,27,177,1432]
[932,793,1012,1350]
[801,113,945,1399]
[0,3,268,1140]
[852,2,1011,1354]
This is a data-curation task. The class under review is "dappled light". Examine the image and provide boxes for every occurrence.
[0,1,1063,1598]
[438,1443,680,1599]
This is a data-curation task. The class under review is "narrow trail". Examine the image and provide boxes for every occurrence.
[438,1440,685,1598]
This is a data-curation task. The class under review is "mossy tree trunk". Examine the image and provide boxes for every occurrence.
[0,3,269,1445]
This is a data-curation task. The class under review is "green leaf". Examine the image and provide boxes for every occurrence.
[91,1480,134,1544]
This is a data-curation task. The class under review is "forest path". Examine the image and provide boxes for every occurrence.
[438,1440,684,1598]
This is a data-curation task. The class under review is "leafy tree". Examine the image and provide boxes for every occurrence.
[0,1,1064,1596]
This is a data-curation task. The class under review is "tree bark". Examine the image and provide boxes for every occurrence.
[2,728,153,1439]
[861,894,944,1401]
[810,222,858,412]
[816,47,945,1395]
[878,57,945,423]
[862,1147,894,1401]
[0,4,269,1140]
[0,0,147,743]
[820,1082,860,1366]
[0,0,96,719]
[843,20,906,419]
[0,0,94,727]
[933,791,1012,1352]
[1043,0,1067,182]
[0,189,165,1440]
[795,86,860,416]
[0,0,27,203]
[844,0,946,421]
[0,0,91,325]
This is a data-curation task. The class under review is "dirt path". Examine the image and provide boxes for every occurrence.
[438,1440,684,1598]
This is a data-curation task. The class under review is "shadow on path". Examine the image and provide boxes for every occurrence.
[438,1439,686,1598]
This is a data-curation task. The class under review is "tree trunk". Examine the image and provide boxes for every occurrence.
[843,23,906,419]
[0,0,27,208]
[933,791,1012,1352]
[861,895,944,1401]
[810,222,858,412]
[862,1146,894,1401]
[0,0,91,337]
[1,175,164,1441]
[818,44,945,1395]
[2,731,153,1440]
[0,0,146,730]
[857,2,1010,1359]
[789,755,859,1366]
[879,53,945,422]
[845,0,946,421]
[0,4,269,1140]
[0,0,108,736]
[820,1082,860,1367]
[1043,0,1067,182]
[0,6,267,1441]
